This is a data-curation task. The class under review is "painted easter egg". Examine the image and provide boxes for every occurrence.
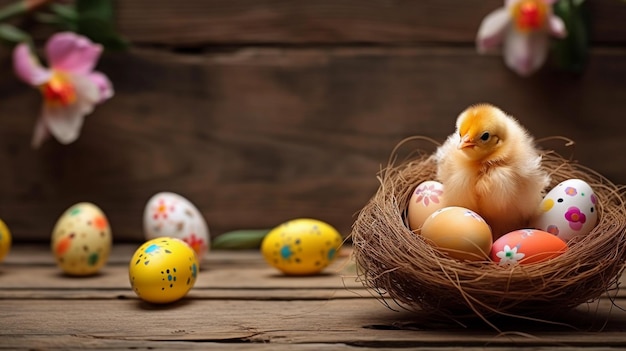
[530,179,599,243]
[407,180,445,231]
[143,192,210,262]
[420,206,493,261]
[51,203,112,276]
[491,229,567,265]
[261,218,343,276]
[0,219,11,262]
[129,237,199,304]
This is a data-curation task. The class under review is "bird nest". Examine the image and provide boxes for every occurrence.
[351,137,626,323]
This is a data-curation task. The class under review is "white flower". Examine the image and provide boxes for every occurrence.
[13,32,113,148]
[496,245,525,266]
[476,0,567,76]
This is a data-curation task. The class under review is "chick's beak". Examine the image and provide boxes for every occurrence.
[458,135,475,149]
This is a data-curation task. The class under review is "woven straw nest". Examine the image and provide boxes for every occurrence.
[351,137,626,323]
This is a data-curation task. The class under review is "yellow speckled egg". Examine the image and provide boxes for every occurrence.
[421,206,493,261]
[129,237,199,304]
[261,218,343,276]
[0,219,11,262]
[51,202,112,276]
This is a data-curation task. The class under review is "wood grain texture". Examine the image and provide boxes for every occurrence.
[1,46,626,242]
[4,299,626,343]
[2,0,626,346]
[2,246,626,350]
[1,0,624,46]
[0,246,359,291]
[1,0,625,243]
[111,0,626,46]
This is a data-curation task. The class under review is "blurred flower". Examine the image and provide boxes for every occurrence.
[476,0,567,76]
[13,32,113,148]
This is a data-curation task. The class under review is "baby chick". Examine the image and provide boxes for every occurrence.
[434,104,550,238]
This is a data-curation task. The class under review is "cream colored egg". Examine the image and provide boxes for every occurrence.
[261,218,343,275]
[420,206,493,261]
[407,180,445,231]
[51,203,112,276]
[129,237,199,304]
[143,192,210,262]
[0,219,11,262]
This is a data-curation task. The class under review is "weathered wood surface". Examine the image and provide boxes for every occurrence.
[113,0,626,45]
[2,47,626,243]
[0,0,625,243]
[2,245,626,350]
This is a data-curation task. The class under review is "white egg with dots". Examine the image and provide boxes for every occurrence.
[531,179,599,243]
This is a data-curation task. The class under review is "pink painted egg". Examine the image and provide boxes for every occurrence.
[490,229,567,266]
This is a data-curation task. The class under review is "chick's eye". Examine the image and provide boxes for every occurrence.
[480,132,490,141]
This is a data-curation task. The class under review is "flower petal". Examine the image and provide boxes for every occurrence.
[503,30,549,76]
[88,71,114,103]
[72,73,101,106]
[548,15,567,38]
[46,32,103,74]
[13,43,52,86]
[31,116,50,149]
[476,8,511,53]
[42,74,99,144]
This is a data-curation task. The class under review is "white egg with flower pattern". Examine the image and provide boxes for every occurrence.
[530,179,599,243]
[143,192,210,262]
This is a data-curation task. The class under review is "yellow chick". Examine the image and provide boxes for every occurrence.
[434,104,550,238]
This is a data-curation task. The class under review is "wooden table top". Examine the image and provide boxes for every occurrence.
[3,244,626,350]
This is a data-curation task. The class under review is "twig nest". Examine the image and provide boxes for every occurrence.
[351,147,626,319]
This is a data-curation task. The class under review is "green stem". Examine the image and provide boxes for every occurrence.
[0,2,28,22]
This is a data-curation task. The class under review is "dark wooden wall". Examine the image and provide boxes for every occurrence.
[1,0,625,243]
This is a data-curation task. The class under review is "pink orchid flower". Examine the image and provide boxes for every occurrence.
[13,32,113,148]
[476,0,567,76]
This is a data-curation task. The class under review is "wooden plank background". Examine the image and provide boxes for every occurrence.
[0,0,625,243]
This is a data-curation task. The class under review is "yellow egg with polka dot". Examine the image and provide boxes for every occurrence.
[261,218,343,276]
[129,237,199,304]
[0,219,11,262]
[51,203,112,276]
